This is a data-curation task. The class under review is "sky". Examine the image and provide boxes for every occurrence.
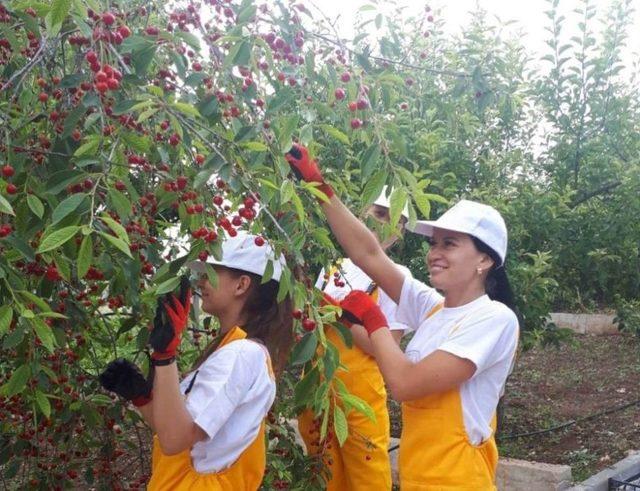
[305,0,640,71]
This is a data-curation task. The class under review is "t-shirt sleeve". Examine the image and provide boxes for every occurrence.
[378,264,413,331]
[438,305,519,374]
[396,276,443,331]
[182,343,265,440]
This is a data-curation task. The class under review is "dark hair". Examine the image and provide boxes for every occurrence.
[193,267,293,378]
[471,237,517,314]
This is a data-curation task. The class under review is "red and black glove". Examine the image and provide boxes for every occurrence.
[340,290,389,336]
[99,358,153,407]
[285,144,334,199]
[149,275,192,363]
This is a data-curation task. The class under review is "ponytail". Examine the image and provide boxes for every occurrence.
[471,237,517,314]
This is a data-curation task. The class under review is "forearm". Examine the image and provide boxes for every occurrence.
[351,325,403,356]
[368,328,416,400]
[153,363,201,455]
[136,401,156,432]
[321,195,382,265]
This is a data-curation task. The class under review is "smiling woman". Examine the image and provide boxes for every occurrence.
[286,144,520,490]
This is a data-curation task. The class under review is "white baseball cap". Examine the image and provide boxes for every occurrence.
[409,199,508,265]
[373,185,409,219]
[187,231,286,281]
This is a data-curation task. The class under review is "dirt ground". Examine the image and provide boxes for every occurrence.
[388,332,640,482]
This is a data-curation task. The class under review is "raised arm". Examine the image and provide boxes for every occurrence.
[286,145,405,303]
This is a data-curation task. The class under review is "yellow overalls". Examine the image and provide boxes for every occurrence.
[298,288,393,490]
[399,305,499,490]
[147,326,272,491]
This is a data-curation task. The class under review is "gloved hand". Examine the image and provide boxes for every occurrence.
[99,358,153,407]
[285,144,334,199]
[149,275,191,361]
[340,290,389,336]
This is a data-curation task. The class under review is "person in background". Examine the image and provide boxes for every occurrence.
[297,185,412,490]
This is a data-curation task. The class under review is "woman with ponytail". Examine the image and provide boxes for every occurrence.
[99,232,292,490]
[286,144,519,490]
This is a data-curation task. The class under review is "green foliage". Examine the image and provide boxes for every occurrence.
[613,295,640,338]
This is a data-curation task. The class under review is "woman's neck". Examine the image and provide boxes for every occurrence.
[217,308,247,333]
[443,283,486,308]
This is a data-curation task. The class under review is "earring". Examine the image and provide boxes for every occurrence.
[477,268,483,275]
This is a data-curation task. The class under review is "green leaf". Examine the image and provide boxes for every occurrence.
[27,195,45,219]
[389,187,408,226]
[108,188,132,219]
[229,40,252,66]
[47,0,72,34]
[361,169,388,206]
[0,194,15,216]
[77,234,92,279]
[294,366,319,406]
[32,317,56,353]
[175,31,201,51]
[37,226,80,253]
[0,306,13,336]
[333,406,349,446]
[261,260,274,284]
[172,102,201,118]
[73,138,99,157]
[156,276,180,295]
[342,393,376,422]
[98,232,133,258]
[290,332,318,365]
[291,189,305,222]
[413,192,432,218]
[361,144,381,181]
[280,180,295,204]
[319,124,350,145]
[35,390,51,419]
[237,4,257,24]
[51,193,86,225]
[100,215,130,245]
[17,291,51,312]
[2,364,30,397]
[240,141,268,152]
[277,270,291,303]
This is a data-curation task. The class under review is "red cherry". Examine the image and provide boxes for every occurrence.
[340,72,351,82]
[292,309,303,319]
[114,180,126,191]
[102,12,115,25]
[194,153,205,165]
[2,165,14,178]
[302,318,316,331]
[6,183,17,195]
[117,25,131,38]
[95,82,108,93]
[348,101,357,112]
[85,50,98,63]
[334,88,346,100]
[176,176,188,190]
[213,195,223,206]
[38,92,48,103]
[216,178,225,189]
[350,118,362,129]
[254,236,265,246]
[106,78,119,90]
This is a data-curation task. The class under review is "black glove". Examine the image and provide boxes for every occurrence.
[99,358,153,407]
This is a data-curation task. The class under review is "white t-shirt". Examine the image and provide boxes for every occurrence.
[397,277,519,445]
[178,338,275,473]
[315,258,412,331]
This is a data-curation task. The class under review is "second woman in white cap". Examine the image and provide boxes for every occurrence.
[286,144,519,490]
[297,185,412,490]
